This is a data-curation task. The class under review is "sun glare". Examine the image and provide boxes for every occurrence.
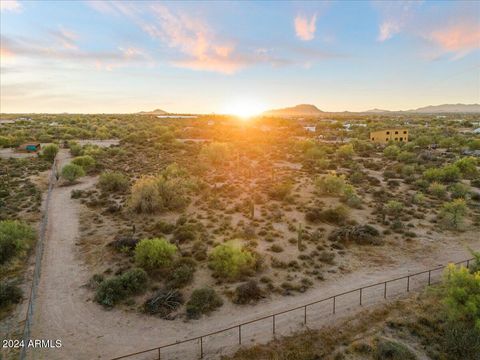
[222,99,266,119]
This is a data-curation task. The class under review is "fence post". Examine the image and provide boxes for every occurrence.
[359,288,362,306]
[407,275,410,292]
[239,325,242,345]
[333,296,336,314]
[384,281,387,299]
[273,315,276,335]
[158,348,161,360]
[428,270,431,286]
[467,259,470,269]
[200,337,203,359]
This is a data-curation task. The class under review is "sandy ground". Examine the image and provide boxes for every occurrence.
[76,139,120,147]
[0,148,38,159]
[28,150,479,360]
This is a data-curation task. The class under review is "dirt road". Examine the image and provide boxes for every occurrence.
[29,150,479,360]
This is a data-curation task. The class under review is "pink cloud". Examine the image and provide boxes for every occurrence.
[375,1,480,59]
[294,14,317,41]
[428,22,480,55]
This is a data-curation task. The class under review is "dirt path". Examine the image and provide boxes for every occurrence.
[29,151,479,360]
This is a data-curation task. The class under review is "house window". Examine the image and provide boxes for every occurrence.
[395,138,398,141]
[395,131,398,134]
[386,131,390,135]
[403,131,407,134]
[386,138,389,141]
[371,137,374,141]
[400,137,403,141]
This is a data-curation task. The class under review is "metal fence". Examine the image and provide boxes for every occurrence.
[19,159,57,360]
[111,257,475,360]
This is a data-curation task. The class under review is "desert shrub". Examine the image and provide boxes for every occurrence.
[0,282,22,309]
[438,199,468,230]
[186,287,223,319]
[129,165,191,213]
[42,144,59,162]
[233,280,264,304]
[95,268,147,307]
[375,338,417,360]
[449,183,470,200]
[173,224,197,243]
[144,288,183,318]
[412,192,425,205]
[397,151,415,163]
[321,206,349,224]
[167,258,196,288]
[208,243,256,280]
[383,145,400,159]
[342,184,362,208]
[61,163,85,183]
[99,171,129,192]
[109,236,138,251]
[315,173,346,195]
[69,142,83,156]
[336,144,354,159]
[428,182,447,198]
[200,142,231,165]
[71,155,95,172]
[454,157,478,178]
[129,176,161,213]
[135,238,177,270]
[0,220,35,264]
[329,224,382,245]
[385,200,404,217]
[268,181,293,200]
[424,165,461,184]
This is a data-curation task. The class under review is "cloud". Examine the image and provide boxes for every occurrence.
[374,1,480,59]
[0,0,22,12]
[49,26,80,50]
[294,14,317,41]
[374,1,419,41]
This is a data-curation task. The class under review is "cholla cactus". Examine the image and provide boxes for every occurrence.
[297,223,303,251]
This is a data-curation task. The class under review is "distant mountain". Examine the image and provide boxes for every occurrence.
[408,104,480,113]
[138,108,168,115]
[263,104,323,117]
[365,108,391,113]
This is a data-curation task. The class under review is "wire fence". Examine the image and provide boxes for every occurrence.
[111,257,475,360]
[19,159,57,360]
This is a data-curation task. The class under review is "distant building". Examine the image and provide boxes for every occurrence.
[304,125,316,132]
[472,128,480,134]
[369,129,408,144]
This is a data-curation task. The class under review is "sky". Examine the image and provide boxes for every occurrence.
[1,0,479,114]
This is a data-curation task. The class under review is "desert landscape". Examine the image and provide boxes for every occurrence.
[1,1,479,360]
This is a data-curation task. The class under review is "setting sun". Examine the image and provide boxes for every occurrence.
[222,98,267,119]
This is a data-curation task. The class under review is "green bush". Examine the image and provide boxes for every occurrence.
[385,200,404,217]
[61,163,85,183]
[315,173,346,195]
[99,171,129,192]
[438,199,468,230]
[383,145,400,159]
[375,339,417,360]
[71,155,95,172]
[454,157,478,178]
[423,164,461,184]
[336,144,354,159]
[129,165,191,213]
[167,258,196,288]
[135,238,177,270]
[0,282,22,309]
[200,142,231,165]
[0,220,35,264]
[268,181,293,200]
[94,268,147,307]
[186,287,223,319]
[307,205,349,225]
[42,144,59,162]
[449,183,470,200]
[428,182,447,198]
[208,243,256,280]
[342,184,362,208]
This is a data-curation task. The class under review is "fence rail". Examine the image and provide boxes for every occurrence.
[111,257,475,360]
[19,159,57,360]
